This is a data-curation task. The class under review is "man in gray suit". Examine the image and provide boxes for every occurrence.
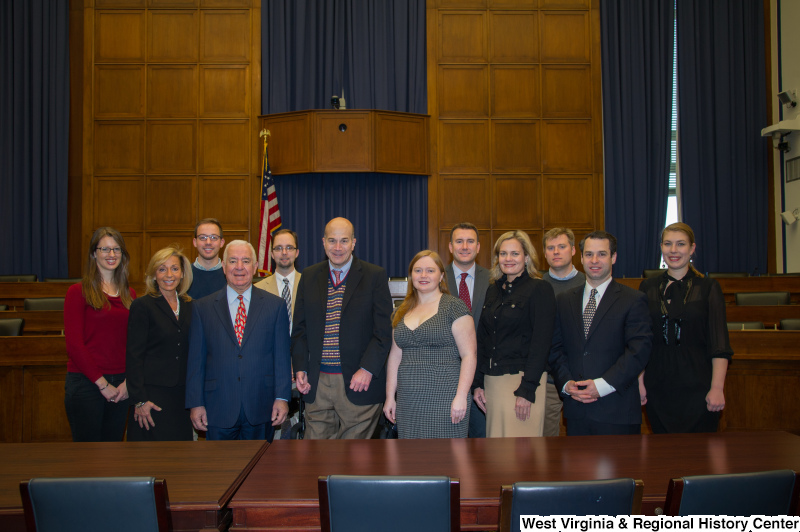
[445,222,490,437]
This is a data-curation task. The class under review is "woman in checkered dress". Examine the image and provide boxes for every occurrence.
[384,250,477,438]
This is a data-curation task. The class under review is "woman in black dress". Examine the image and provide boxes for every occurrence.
[126,246,194,441]
[639,223,732,433]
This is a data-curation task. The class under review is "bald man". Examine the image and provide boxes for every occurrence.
[291,218,393,439]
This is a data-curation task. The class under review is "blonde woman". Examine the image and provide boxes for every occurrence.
[127,246,195,441]
[384,251,477,438]
[64,227,135,442]
[473,231,556,437]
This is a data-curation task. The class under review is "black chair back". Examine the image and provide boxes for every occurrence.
[0,304,8,311]
[19,477,172,532]
[664,470,799,516]
[0,274,37,282]
[319,475,459,532]
[642,269,666,278]
[0,318,24,336]
[726,321,765,331]
[781,319,800,330]
[735,291,791,306]
[499,479,643,532]
[708,272,748,278]
[23,298,65,311]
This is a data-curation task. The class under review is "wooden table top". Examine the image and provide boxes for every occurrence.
[0,440,268,513]
[231,432,800,509]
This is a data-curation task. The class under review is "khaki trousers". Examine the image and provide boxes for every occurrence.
[485,372,547,438]
[305,372,382,439]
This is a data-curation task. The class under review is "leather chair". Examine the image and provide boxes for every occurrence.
[0,304,8,311]
[318,475,459,532]
[708,272,748,278]
[642,269,666,278]
[726,321,765,331]
[499,479,643,532]
[24,298,65,311]
[44,277,81,283]
[781,319,800,330]
[664,469,800,516]
[735,292,791,306]
[0,274,37,282]
[0,318,24,336]
[19,477,172,532]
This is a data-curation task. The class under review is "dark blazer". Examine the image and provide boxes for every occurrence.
[126,294,192,404]
[291,255,393,405]
[445,263,490,331]
[185,286,292,429]
[548,280,652,425]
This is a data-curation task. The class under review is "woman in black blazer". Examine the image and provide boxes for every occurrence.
[126,246,194,441]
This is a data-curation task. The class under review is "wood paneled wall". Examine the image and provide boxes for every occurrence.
[70,0,262,280]
[426,0,603,270]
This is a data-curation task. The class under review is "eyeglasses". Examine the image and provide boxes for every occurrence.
[196,235,221,242]
[272,246,297,253]
[97,247,121,255]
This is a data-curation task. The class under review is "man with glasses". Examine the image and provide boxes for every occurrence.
[188,218,227,300]
[255,229,301,334]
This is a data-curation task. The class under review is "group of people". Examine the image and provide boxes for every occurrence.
[63,216,731,443]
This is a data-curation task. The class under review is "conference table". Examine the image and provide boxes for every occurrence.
[228,432,800,531]
[0,440,268,532]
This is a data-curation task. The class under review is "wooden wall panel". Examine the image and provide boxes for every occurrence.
[148,65,198,117]
[94,177,144,231]
[439,12,487,63]
[438,65,489,117]
[491,66,540,118]
[23,367,72,443]
[494,175,541,228]
[540,11,590,63]
[439,120,490,173]
[147,11,199,62]
[147,120,197,174]
[151,0,199,8]
[199,120,251,174]
[492,120,539,172]
[94,65,145,118]
[95,11,146,62]
[489,12,538,63]
[0,367,23,443]
[542,175,594,226]
[439,176,492,227]
[200,10,250,62]
[541,120,592,172]
[374,113,430,175]
[146,234,195,259]
[94,121,145,174]
[200,65,250,117]
[428,0,603,265]
[146,176,197,229]
[542,66,591,118]
[199,176,249,228]
[201,0,251,7]
[97,0,145,6]
[123,233,145,282]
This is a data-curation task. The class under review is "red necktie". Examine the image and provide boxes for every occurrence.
[234,295,247,345]
[458,272,472,311]
[333,270,342,285]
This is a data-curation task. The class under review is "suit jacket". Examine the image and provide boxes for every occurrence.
[126,294,193,404]
[446,263,490,331]
[185,286,292,429]
[291,256,393,405]
[548,280,652,425]
[254,271,301,318]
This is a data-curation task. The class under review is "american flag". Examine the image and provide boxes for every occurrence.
[257,144,281,276]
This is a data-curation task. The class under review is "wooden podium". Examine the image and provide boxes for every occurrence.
[259,110,429,175]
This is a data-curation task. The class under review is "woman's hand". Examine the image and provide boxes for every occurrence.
[451,394,467,424]
[515,396,531,421]
[473,388,487,413]
[638,375,647,405]
[113,380,129,402]
[706,388,725,412]
[383,397,397,424]
[98,382,118,402]
[134,401,162,429]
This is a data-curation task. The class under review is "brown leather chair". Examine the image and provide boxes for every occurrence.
[23,298,65,311]
[735,292,791,306]
[0,318,24,336]
[726,321,765,331]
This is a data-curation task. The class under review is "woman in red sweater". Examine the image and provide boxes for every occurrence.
[64,227,136,441]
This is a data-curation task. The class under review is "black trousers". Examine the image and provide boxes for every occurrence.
[566,417,641,436]
[64,372,129,442]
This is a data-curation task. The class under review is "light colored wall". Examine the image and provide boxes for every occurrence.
[773,0,800,272]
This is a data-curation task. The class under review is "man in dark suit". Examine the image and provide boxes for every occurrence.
[186,240,292,441]
[292,217,393,439]
[445,222,490,438]
[549,231,652,436]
